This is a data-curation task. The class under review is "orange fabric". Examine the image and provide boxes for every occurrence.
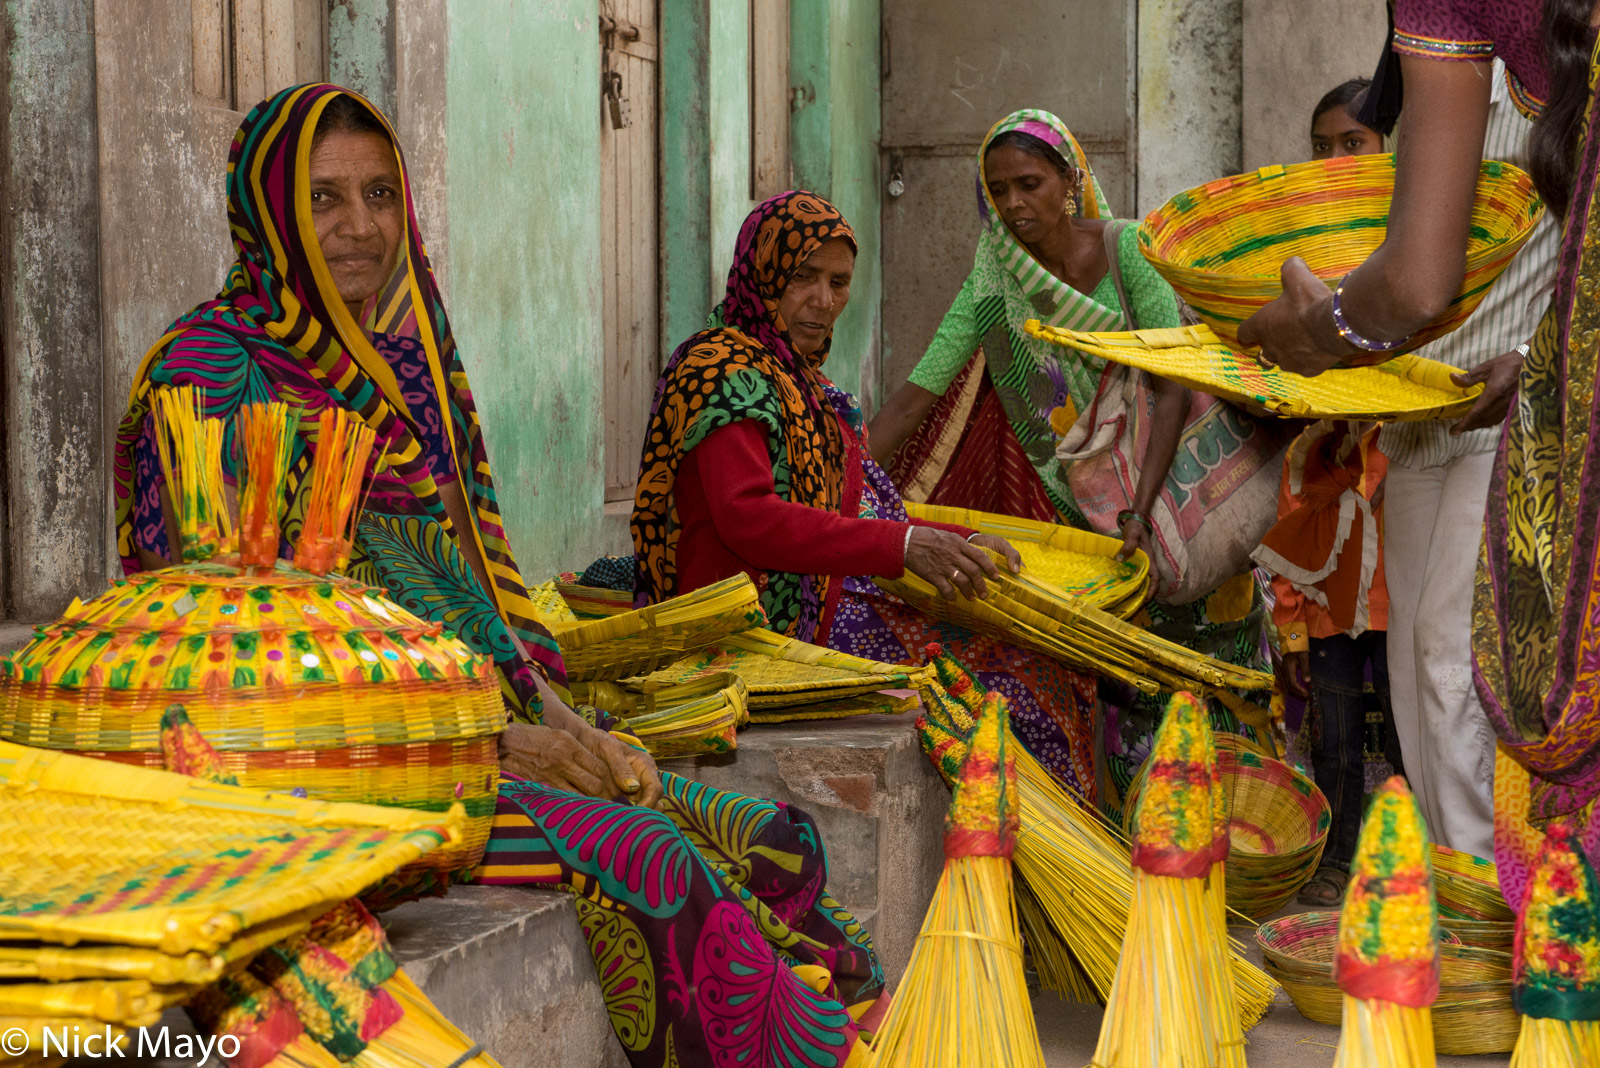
[1265,423,1389,639]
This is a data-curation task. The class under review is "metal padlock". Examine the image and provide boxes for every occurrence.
[603,70,630,130]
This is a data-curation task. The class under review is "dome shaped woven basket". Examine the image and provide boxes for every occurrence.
[0,560,504,880]
[1256,910,1518,1056]
[1123,743,1330,919]
[1139,153,1545,351]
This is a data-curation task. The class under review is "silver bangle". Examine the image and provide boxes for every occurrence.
[966,532,981,543]
[1514,342,1531,359]
[903,524,915,563]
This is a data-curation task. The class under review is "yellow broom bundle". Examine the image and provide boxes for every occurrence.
[1330,776,1438,1068]
[235,402,296,568]
[291,407,377,576]
[152,385,232,561]
[1091,691,1244,1068]
[917,648,1276,1029]
[1508,820,1600,1068]
[868,690,1044,1068]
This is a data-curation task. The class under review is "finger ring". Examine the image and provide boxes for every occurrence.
[951,569,962,582]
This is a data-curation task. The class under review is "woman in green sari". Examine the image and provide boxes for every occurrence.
[869,109,1271,803]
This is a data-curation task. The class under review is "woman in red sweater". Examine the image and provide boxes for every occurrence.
[631,191,1097,796]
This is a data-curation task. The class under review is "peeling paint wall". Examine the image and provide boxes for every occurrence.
[1136,0,1243,216]
[443,0,612,580]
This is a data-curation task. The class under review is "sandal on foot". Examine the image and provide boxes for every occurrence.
[1296,866,1349,908]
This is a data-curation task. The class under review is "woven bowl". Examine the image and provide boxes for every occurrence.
[0,562,504,881]
[1257,910,1517,1055]
[1140,154,1545,351]
[1124,746,1330,919]
[1432,843,1515,922]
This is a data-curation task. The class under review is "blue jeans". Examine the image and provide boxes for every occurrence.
[1309,631,1401,871]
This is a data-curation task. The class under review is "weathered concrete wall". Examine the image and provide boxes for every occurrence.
[1,0,105,619]
[1135,0,1243,217]
[443,0,617,581]
[1241,0,1387,171]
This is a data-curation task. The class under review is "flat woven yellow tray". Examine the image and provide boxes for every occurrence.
[0,906,317,985]
[615,628,927,710]
[0,741,462,953]
[549,576,766,682]
[0,977,195,1029]
[906,503,1149,617]
[1026,322,1483,421]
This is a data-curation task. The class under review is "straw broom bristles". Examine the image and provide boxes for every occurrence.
[1330,776,1438,1068]
[1507,820,1600,1068]
[917,648,1276,1028]
[1091,691,1245,1068]
[236,402,297,568]
[292,407,377,576]
[868,690,1044,1068]
[152,385,231,561]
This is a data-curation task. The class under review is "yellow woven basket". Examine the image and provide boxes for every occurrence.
[1431,843,1514,922]
[0,561,503,881]
[1027,322,1482,422]
[905,502,1150,616]
[0,740,460,953]
[1256,910,1517,1055]
[1139,153,1545,351]
[1123,746,1329,919]
[549,575,766,682]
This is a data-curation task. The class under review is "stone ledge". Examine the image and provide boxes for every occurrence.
[662,711,947,983]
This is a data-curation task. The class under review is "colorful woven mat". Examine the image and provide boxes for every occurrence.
[0,741,461,953]
[906,503,1149,617]
[1027,322,1482,422]
[547,575,766,682]
[1138,153,1545,351]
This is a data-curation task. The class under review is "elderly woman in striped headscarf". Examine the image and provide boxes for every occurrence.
[114,84,887,1068]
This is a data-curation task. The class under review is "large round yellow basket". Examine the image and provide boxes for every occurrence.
[1139,153,1544,351]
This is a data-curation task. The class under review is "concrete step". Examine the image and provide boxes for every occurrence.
[660,710,946,984]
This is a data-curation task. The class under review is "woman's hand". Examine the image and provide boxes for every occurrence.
[1450,350,1523,434]
[904,526,1015,601]
[1237,259,1356,377]
[968,533,1023,574]
[499,721,613,796]
[576,725,664,809]
[1116,516,1152,564]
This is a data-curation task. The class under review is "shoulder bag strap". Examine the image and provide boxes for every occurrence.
[1100,219,1137,330]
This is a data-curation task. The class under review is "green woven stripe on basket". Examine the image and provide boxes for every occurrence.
[1137,153,1544,352]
